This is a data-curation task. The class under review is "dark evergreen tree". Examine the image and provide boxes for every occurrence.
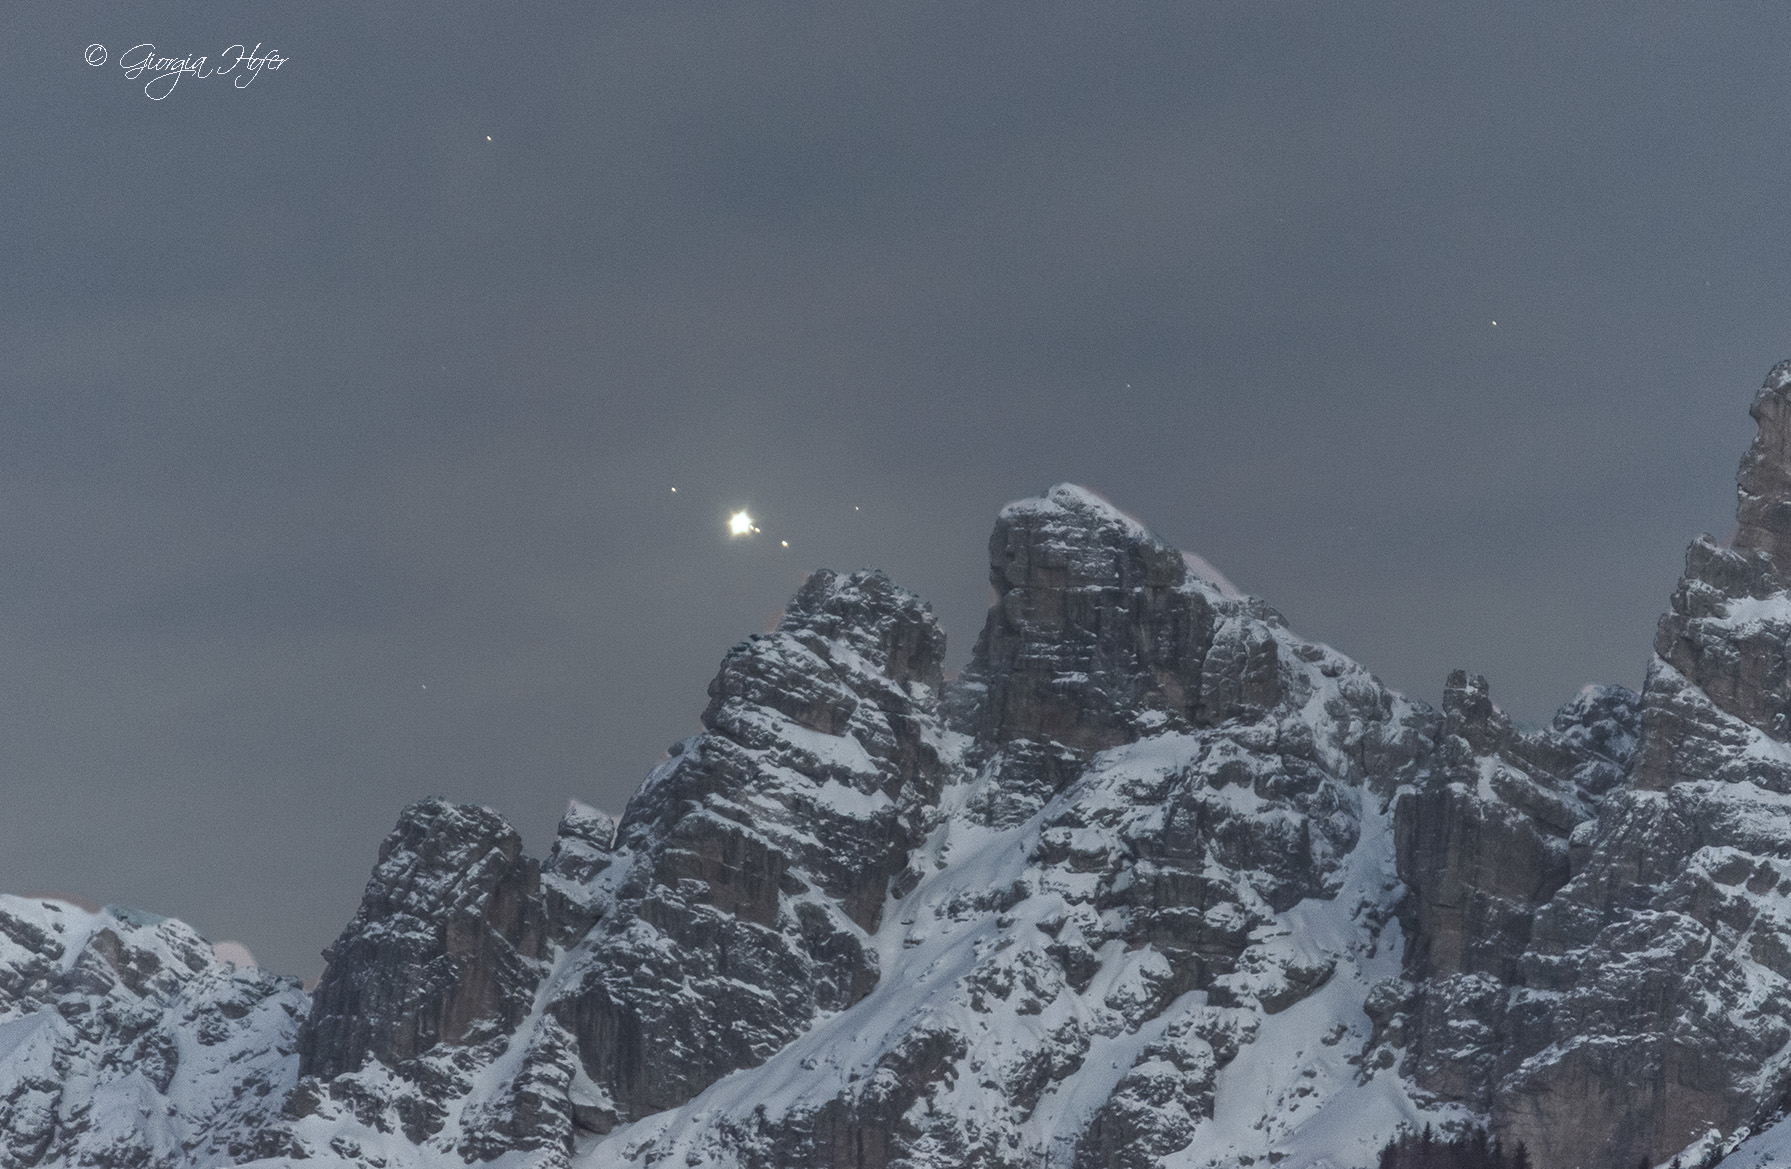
[1375,1124,1531,1169]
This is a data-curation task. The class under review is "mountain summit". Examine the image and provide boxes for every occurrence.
[12,370,1791,1168]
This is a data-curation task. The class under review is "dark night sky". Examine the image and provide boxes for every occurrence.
[4,1,1790,975]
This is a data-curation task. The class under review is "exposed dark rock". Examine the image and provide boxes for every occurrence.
[948,485,1221,822]
[1395,672,1591,987]
[550,568,951,1128]
[1385,362,1791,1169]
[297,797,546,1082]
[1732,358,1791,581]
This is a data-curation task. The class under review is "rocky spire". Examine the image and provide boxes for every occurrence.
[1477,359,1791,1167]
[296,798,546,1082]
[953,485,1198,751]
[550,568,951,1130]
[1637,360,1791,788]
[949,484,1259,820]
[1732,358,1791,581]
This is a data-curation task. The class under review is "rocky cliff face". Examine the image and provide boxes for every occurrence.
[547,567,951,1131]
[0,895,305,1168]
[15,368,1791,1169]
[298,798,547,1084]
[1373,362,1791,1169]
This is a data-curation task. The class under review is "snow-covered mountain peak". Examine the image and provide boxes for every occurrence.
[0,894,305,1168]
[19,367,1791,1168]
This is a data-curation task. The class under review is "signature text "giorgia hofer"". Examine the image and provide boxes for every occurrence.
[96,43,288,100]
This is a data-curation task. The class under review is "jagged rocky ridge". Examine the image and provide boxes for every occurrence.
[16,366,1791,1167]
[0,898,305,1167]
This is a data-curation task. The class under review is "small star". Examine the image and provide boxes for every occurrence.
[486,135,492,141]
[781,540,789,547]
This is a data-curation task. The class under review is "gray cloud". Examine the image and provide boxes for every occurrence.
[2,1,1788,973]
